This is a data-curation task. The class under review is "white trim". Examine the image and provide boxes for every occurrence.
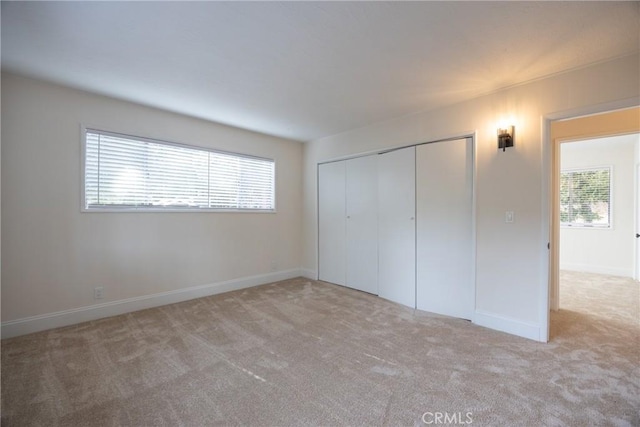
[474,310,542,342]
[1,269,303,339]
[316,162,321,283]
[471,133,478,324]
[301,269,318,280]
[636,162,640,281]
[80,124,88,212]
[540,115,552,340]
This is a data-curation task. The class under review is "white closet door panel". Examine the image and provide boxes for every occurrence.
[318,161,346,286]
[378,147,416,308]
[416,138,473,319]
[346,155,378,294]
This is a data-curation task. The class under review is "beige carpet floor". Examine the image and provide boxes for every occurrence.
[1,272,638,426]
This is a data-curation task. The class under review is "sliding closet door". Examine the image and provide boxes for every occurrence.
[378,147,416,308]
[346,155,378,294]
[318,161,346,286]
[416,138,473,320]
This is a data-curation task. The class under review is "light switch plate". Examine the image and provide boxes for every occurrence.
[505,211,514,223]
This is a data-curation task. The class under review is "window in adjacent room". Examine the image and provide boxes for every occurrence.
[560,167,611,227]
[83,129,275,211]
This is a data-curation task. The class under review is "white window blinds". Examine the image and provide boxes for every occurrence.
[84,130,275,211]
[560,167,610,227]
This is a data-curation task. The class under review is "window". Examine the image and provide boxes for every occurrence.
[560,167,611,227]
[84,129,275,211]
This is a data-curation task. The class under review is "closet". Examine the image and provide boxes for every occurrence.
[318,138,473,320]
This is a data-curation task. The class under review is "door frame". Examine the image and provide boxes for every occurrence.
[636,162,640,281]
[542,99,640,341]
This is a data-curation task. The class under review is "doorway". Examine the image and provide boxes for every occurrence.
[558,135,638,315]
[548,107,640,339]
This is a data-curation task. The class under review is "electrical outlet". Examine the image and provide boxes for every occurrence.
[94,287,104,300]
[270,261,278,272]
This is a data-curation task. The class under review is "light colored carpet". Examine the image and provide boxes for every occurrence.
[1,272,638,426]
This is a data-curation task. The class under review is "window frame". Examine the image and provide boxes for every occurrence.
[80,125,276,213]
[559,165,612,229]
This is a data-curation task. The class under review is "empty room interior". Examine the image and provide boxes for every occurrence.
[1,2,639,426]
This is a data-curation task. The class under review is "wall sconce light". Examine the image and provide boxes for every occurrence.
[497,126,515,152]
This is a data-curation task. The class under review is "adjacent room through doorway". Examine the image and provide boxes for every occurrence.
[559,135,637,281]
[552,133,639,344]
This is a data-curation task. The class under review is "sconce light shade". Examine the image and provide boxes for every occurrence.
[498,126,515,152]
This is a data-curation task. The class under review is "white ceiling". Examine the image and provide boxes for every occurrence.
[2,1,638,142]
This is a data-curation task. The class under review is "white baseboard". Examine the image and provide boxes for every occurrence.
[560,263,633,278]
[474,310,543,342]
[301,268,317,280]
[1,269,303,339]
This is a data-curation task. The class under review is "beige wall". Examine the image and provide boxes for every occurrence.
[303,54,640,341]
[1,72,303,325]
